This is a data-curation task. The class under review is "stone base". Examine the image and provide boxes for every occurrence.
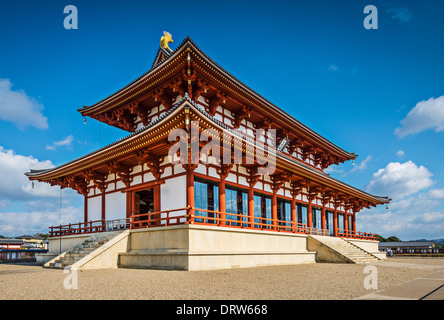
[36,253,58,265]
[118,224,316,271]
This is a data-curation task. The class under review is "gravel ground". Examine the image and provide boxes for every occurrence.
[0,258,443,300]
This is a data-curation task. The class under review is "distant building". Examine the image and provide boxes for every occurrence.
[15,235,48,250]
[379,241,442,254]
[0,238,48,263]
[0,239,23,250]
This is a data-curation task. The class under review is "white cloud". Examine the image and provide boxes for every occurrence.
[395,96,444,138]
[0,147,83,236]
[396,150,405,157]
[358,187,444,240]
[0,79,48,129]
[427,188,444,200]
[46,135,74,151]
[388,7,413,23]
[326,156,371,177]
[0,146,58,200]
[366,161,434,200]
[360,161,444,240]
[324,164,343,175]
[0,206,82,236]
[0,200,11,209]
[348,156,371,175]
[328,64,339,71]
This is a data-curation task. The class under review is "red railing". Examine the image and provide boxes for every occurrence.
[189,207,309,234]
[129,208,188,229]
[49,207,377,241]
[50,218,130,237]
[338,229,378,241]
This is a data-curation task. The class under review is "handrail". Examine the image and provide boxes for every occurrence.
[49,218,130,237]
[48,207,377,241]
[338,228,377,241]
[191,207,308,234]
[129,207,188,229]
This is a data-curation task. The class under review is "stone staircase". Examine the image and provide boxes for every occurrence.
[308,235,380,264]
[45,233,119,269]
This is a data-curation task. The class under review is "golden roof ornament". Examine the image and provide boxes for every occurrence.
[160,31,173,52]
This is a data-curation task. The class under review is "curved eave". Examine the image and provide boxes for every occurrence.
[26,96,190,181]
[78,37,192,116]
[189,101,389,206]
[78,37,355,161]
[187,40,357,161]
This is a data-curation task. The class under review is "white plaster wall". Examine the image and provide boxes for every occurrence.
[143,172,155,182]
[116,181,125,190]
[106,183,115,192]
[208,167,218,178]
[163,166,172,178]
[174,164,186,175]
[88,197,102,221]
[132,165,142,174]
[105,191,127,220]
[226,173,237,183]
[161,175,187,222]
[195,163,206,175]
[214,113,223,122]
[131,175,142,186]
[238,176,248,187]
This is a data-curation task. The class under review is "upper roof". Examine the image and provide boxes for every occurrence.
[78,36,357,163]
[28,96,390,206]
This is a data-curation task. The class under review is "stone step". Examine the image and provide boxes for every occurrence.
[70,248,95,254]
[310,235,379,264]
[43,232,122,269]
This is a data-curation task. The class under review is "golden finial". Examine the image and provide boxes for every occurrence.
[160,31,174,52]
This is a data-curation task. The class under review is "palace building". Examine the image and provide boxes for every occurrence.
[26,34,389,270]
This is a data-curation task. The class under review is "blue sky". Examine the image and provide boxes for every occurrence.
[0,0,443,240]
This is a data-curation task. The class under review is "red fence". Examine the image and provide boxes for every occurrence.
[338,229,378,241]
[49,207,377,241]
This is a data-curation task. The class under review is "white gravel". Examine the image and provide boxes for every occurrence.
[1,258,443,300]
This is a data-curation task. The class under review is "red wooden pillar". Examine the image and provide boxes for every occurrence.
[248,186,254,228]
[126,191,133,219]
[101,191,106,231]
[185,165,196,223]
[271,190,277,230]
[291,197,296,231]
[344,210,349,237]
[333,207,338,237]
[218,164,233,227]
[219,179,226,226]
[84,195,88,223]
[352,213,356,233]
[153,184,161,213]
[307,201,313,229]
[321,206,326,230]
[153,184,161,225]
[101,192,106,221]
